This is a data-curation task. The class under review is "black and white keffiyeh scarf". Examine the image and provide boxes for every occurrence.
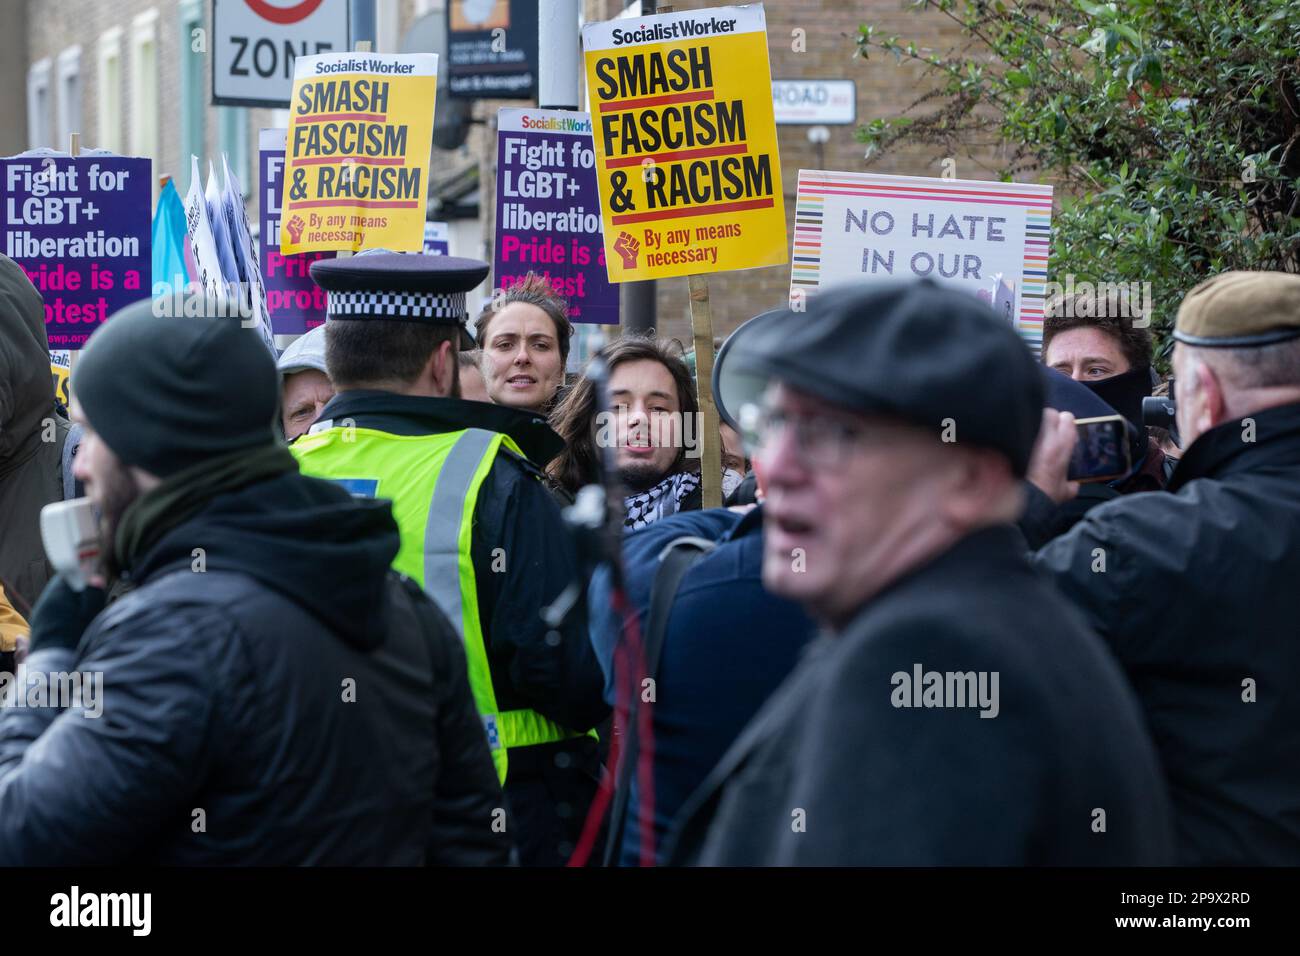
[623,471,701,530]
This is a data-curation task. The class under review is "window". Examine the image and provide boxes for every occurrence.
[178,0,204,165]
[56,47,83,150]
[26,58,52,149]
[130,8,160,187]
[97,29,123,153]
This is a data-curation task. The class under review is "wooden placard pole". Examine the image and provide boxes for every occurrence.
[688,274,722,509]
[654,4,721,508]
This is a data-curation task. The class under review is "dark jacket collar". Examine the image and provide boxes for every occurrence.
[314,389,565,467]
[724,502,765,541]
[131,471,399,650]
[1167,401,1300,492]
[840,524,1027,635]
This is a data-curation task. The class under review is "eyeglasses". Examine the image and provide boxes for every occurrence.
[739,402,870,469]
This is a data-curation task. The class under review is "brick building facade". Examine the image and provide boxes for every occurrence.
[19,0,990,344]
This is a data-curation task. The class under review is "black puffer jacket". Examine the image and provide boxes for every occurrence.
[0,470,511,865]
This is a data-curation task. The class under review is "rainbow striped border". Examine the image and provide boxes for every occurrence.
[792,170,1054,352]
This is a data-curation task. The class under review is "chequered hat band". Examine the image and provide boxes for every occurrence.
[327,289,467,321]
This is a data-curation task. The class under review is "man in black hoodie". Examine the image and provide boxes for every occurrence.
[0,301,511,866]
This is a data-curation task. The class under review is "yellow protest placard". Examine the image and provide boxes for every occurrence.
[582,4,787,283]
[50,350,71,408]
[280,52,438,254]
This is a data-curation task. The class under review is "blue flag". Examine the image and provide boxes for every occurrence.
[151,178,191,298]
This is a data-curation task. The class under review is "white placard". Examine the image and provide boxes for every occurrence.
[771,79,856,125]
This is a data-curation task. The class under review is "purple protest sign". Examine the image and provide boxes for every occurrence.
[423,221,450,255]
[1,153,151,349]
[493,109,618,325]
[259,128,333,335]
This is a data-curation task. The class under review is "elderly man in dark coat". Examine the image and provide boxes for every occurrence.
[666,280,1173,866]
[1026,271,1300,865]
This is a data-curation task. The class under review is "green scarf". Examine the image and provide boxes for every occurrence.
[111,444,299,579]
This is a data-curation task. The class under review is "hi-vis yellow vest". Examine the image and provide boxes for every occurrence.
[292,423,587,784]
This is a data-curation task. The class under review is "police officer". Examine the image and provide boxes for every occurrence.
[292,253,608,866]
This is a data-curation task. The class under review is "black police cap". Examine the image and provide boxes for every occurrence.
[310,251,490,348]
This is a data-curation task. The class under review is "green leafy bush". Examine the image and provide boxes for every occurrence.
[857,0,1300,361]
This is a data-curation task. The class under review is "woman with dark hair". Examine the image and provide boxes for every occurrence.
[549,335,703,527]
[474,273,574,415]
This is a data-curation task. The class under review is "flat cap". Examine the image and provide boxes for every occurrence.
[714,308,785,431]
[729,279,1044,475]
[277,323,328,377]
[1174,271,1300,347]
[311,250,489,348]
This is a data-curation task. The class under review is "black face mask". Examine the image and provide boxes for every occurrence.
[1082,366,1154,432]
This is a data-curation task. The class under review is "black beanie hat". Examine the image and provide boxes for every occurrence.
[71,300,280,477]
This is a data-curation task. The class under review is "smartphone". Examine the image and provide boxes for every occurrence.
[1068,415,1132,484]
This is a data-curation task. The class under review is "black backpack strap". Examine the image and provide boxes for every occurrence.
[642,536,715,679]
[604,535,715,866]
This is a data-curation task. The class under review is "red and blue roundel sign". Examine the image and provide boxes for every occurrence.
[214,0,351,108]
[242,0,326,25]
